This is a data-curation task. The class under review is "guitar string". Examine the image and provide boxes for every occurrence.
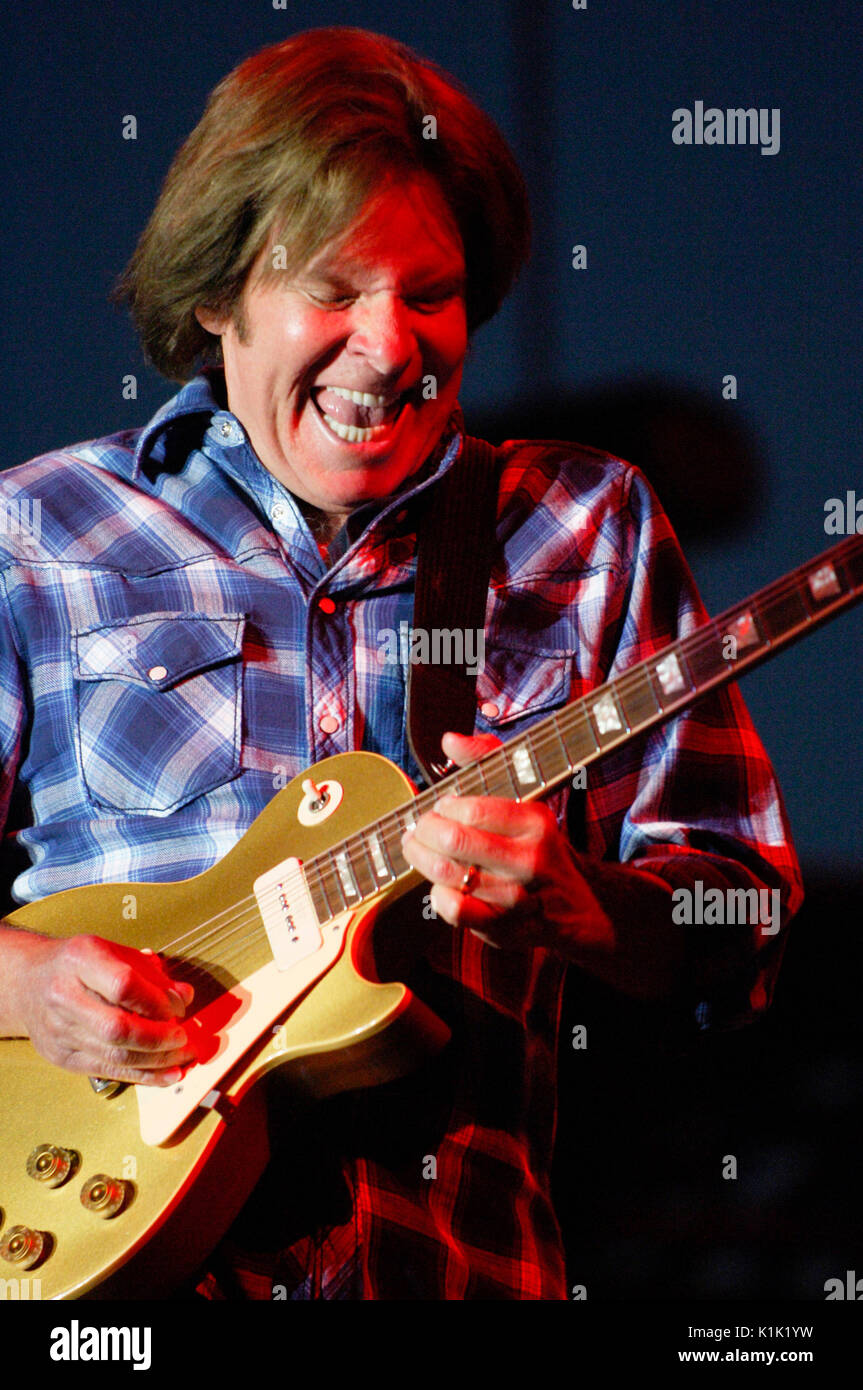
[147,548,861,971]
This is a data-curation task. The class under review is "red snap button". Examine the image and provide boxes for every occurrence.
[318,597,336,614]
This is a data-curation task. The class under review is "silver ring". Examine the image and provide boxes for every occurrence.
[460,864,479,895]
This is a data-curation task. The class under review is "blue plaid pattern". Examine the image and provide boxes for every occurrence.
[0,368,802,1298]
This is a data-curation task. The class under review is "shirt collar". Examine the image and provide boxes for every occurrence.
[130,365,466,516]
[131,366,227,479]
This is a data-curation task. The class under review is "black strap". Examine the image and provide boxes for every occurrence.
[407,435,500,783]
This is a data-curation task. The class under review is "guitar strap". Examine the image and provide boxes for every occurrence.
[407,434,500,784]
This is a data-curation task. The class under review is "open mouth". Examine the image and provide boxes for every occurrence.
[311,385,409,443]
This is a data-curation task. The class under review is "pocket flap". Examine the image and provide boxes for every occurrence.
[72,612,246,691]
[475,646,572,731]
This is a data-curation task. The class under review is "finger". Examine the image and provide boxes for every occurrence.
[432,793,547,839]
[427,884,504,948]
[60,980,196,1059]
[440,731,502,767]
[69,938,192,1021]
[60,1051,190,1087]
[401,825,524,906]
[404,807,533,882]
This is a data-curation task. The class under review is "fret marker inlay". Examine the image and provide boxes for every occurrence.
[725,611,759,651]
[335,852,358,900]
[512,745,537,786]
[369,835,390,881]
[592,692,623,735]
[809,563,841,601]
[655,652,685,696]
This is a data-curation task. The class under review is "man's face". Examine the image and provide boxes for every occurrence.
[196,175,468,514]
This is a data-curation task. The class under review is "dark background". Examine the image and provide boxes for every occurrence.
[3,0,861,1301]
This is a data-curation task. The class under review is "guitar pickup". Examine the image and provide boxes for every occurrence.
[252,858,323,971]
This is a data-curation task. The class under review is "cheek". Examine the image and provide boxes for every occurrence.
[428,310,468,378]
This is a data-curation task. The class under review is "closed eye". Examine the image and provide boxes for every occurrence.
[303,287,463,312]
[305,292,355,309]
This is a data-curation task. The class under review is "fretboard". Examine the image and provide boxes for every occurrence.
[302,532,863,921]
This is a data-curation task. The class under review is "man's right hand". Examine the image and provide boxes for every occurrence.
[0,926,196,1086]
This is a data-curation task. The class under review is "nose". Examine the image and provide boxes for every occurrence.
[346,293,415,374]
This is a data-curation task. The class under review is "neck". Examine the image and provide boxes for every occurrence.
[295,497,352,552]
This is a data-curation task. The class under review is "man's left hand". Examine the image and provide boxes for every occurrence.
[400,731,612,951]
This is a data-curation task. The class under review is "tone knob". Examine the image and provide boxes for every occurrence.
[26,1143,79,1187]
[0,1225,46,1269]
[80,1173,127,1218]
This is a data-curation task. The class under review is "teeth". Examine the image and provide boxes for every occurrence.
[321,412,393,442]
[328,386,394,407]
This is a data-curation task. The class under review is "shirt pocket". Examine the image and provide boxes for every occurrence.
[473,643,576,821]
[474,643,573,736]
[71,611,246,814]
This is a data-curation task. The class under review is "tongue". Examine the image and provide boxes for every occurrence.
[315,388,395,428]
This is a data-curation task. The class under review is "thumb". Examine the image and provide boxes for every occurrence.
[440,730,503,768]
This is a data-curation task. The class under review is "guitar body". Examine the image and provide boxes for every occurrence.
[0,752,448,1300]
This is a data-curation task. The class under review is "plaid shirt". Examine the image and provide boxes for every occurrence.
[0,368,802,1300]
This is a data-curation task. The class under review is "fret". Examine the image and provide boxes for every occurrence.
[498,750,524,799]
[333,848,361,904]
[380,818,410,877]
[551,717,574,774]
[476,752,517,798]
[559,704,600,766]
[319,851,348,914]
[650,646,693,708]
[683,627,729,686]
[350,838,381,899]
[449,766,484,798]
[528,724,565,785]
[758,585,810,639]
[305,860,331,924]
[616,667,661,730]
[844,542,863,588]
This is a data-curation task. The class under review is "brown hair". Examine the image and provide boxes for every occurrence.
[112,27,531,381]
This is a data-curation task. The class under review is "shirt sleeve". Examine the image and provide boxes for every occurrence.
[578,462,804,1032]
[0,570,29,897]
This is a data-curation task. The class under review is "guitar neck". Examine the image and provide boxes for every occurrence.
[300,533,863,922]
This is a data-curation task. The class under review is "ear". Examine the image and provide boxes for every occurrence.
[194,304,228,336]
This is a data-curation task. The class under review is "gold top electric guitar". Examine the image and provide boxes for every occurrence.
[0,532,860,1299]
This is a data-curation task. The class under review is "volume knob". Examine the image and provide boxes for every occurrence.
[26,1143,79,1187]
[80,1173,127,1218]
[0,1225,46,1269]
